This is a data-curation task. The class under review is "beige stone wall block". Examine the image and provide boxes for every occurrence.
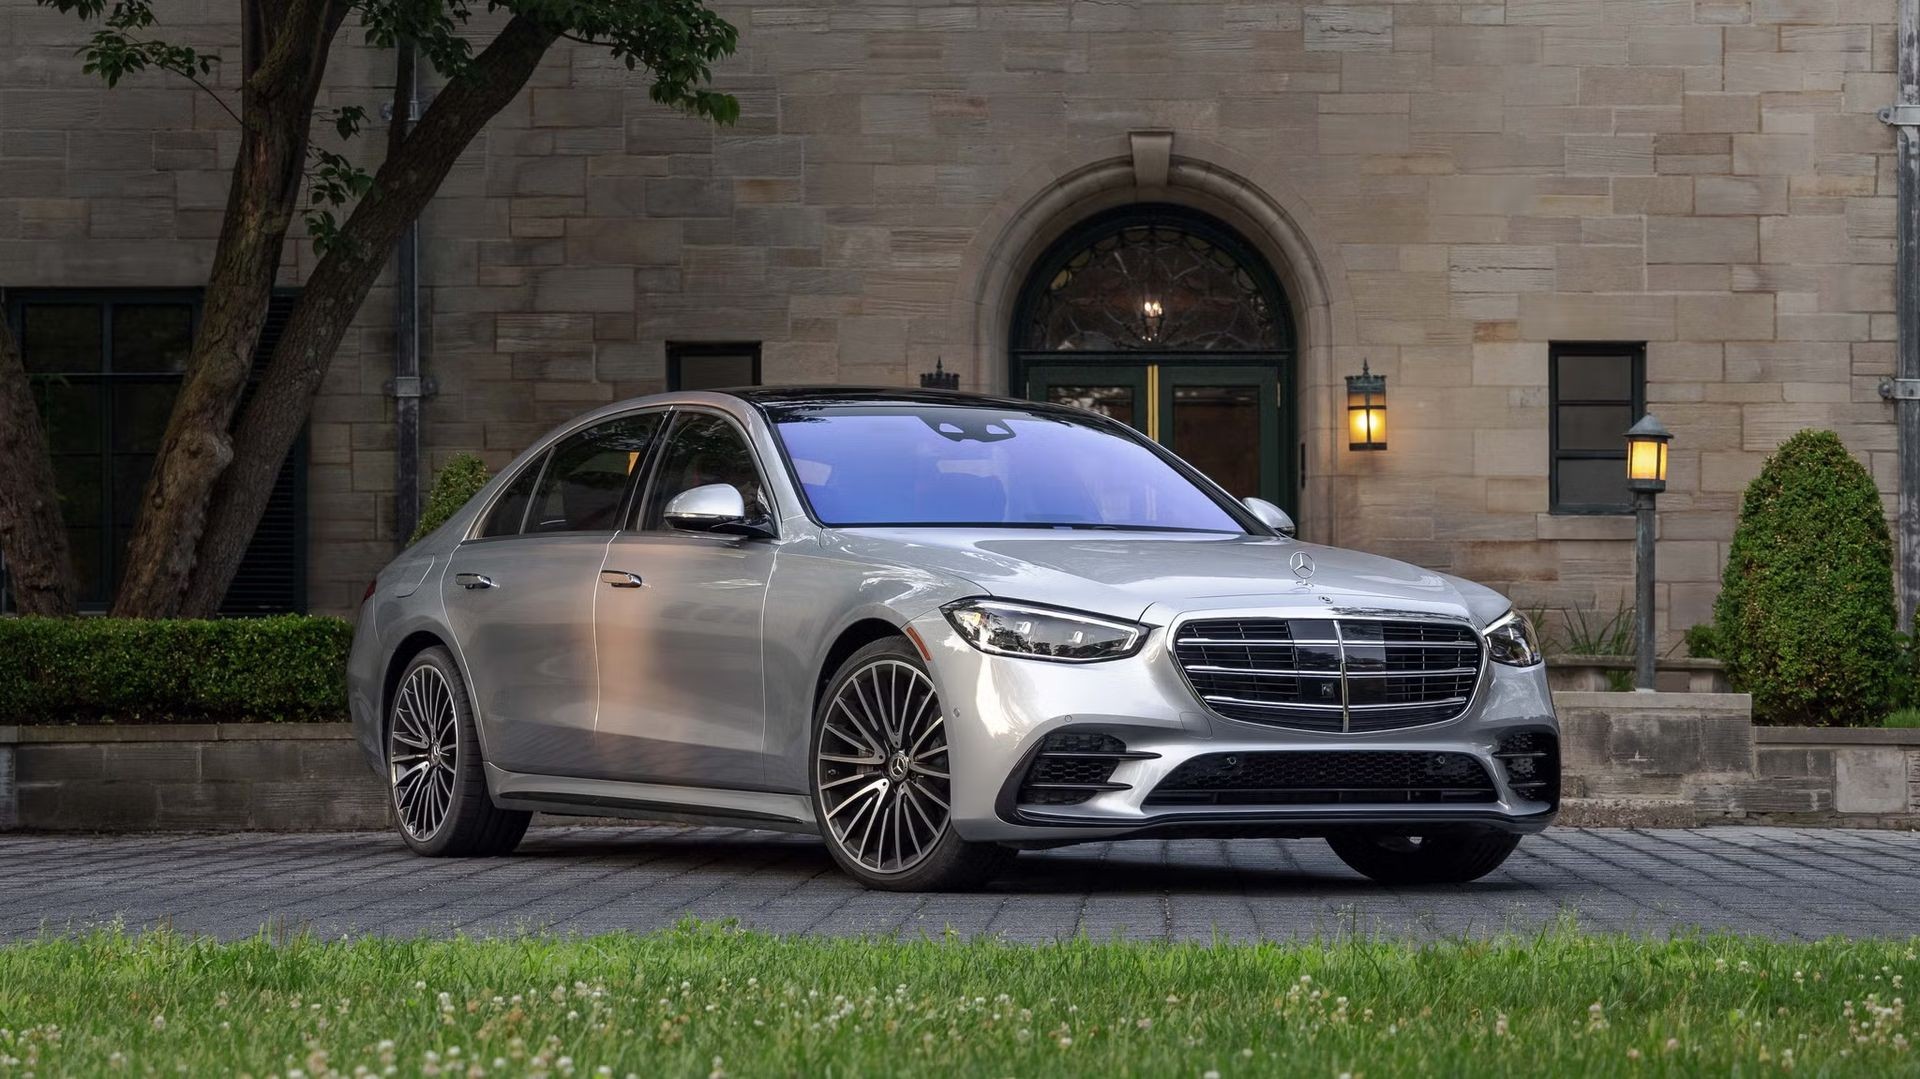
[1677,293,1777,341]
[1612,175,1695,214]
[1744,402,1834,450]
[1648,341,1727,382]
[1699,450,1767,493]
[1646,216,1759,263]
[1566,135,1657,175]
[1474,427,1552,478]
[1472,341,1550,386]
[1580,67,1685,107]
[1449,245,1557,294]
[1434,27,1546,66]
[1556,244,1647,292]
[1683,92,1762,133]
[1732,132,1816,174]
[1304,6,1394,52]
[1520,293,1679,339]
[1818,264,1894,312]
[1695,175,1790,215]
[1488,477,1550,515]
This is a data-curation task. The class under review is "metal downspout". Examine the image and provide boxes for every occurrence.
[1884,0,1920,629]
[389,41,425,545]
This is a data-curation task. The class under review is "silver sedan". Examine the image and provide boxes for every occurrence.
[348,388,1557,891]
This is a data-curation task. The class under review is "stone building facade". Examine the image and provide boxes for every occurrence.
[0,0,1904,642]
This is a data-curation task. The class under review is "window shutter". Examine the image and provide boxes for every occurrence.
[219,292,308,613]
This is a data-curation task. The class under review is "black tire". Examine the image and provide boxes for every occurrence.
[1326,827,1521,885]
[810,637,1016,891]
[387,646,530,857]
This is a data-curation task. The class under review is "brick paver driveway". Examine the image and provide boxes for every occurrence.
[3,825,1916,941]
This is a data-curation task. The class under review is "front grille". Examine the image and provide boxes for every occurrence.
[1495,729,1560,807]
[1016,732,1153,806]
[1145,751,1498,806]
[1173,617,1482,732]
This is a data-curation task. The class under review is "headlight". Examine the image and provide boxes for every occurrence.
[1483,609,1543,668]
[942,599,1146,663]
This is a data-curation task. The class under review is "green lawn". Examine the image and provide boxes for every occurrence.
[0,926,1914,1076]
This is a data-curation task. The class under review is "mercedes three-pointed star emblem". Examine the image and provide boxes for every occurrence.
[1289,550,1315,580]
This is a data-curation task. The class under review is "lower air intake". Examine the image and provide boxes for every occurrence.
[1145,750,1498,807]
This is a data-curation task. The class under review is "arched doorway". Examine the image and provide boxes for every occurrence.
[1009,204,1296,512]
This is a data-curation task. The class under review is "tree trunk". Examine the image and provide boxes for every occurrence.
[181,16,560,616]
[109,1,348,617]
[0,318,78,616]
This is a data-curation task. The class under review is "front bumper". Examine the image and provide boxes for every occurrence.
[909,607,1559,845]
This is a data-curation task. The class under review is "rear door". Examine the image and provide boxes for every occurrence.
[442,411,664,776]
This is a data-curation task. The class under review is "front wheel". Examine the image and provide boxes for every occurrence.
[386,646,530,857]
[1327,828,1521,885]
[810,638,1014,891]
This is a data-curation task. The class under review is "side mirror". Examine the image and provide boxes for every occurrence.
[1243,497,1295,537]
[663,483,774,538]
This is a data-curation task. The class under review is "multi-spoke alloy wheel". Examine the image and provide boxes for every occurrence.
[816,658,950,875]
[385,646,530,858]
[389,663,458,841]
[810,638,1014,891]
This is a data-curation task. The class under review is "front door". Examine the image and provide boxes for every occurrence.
[1025,361,1286,509]
[593,409,778,790]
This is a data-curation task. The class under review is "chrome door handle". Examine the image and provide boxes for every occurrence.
[454,572,494,590]
[600,569,644,589]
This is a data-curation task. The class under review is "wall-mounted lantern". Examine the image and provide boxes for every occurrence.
[1345,360,1387,451]
[919,357,959,391]
[1625,412,1673,691]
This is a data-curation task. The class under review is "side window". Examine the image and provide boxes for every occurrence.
[476,452,546,538]
[641,413,769,531]
[1549,343,1646,514]
[526,413,664,534]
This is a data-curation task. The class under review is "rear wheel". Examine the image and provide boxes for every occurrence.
[811,638,1014,891]
[1326,828,1521,885]
[387,646,530,857]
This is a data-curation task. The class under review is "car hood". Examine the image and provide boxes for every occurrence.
[828,528,1509,627]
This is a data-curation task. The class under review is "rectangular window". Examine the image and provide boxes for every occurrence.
[667,342,760,392]
[1,289,308,612]
[1549,342,1646,514]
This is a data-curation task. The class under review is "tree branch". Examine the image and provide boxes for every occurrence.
[0,316,78,616]
[182,15,562,614]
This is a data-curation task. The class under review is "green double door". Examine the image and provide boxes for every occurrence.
[1024,361,1289,511]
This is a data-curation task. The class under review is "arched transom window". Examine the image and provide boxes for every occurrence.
[1016,210,1288,353]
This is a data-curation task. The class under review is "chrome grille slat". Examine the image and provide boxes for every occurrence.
[1174,617,1483,732]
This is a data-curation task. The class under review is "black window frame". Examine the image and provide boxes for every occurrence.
[0,287,310,613]
[1548,341,1646,516]
[667,342,761,392]
[633,408,777,535]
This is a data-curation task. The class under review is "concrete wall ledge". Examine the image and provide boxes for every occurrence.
[0,722,351,744]
[1552,691,1751,713]
[1754,727,1920,747]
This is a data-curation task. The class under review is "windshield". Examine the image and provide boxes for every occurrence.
[768,403,1250,532]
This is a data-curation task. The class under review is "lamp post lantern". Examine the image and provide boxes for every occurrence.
[1625,413,1672,691]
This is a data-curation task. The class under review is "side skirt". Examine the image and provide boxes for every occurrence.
[485,765,819,835]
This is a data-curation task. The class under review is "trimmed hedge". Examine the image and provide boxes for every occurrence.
[0,615,352,725]
[409,453,490,545]
[1712,429,1899,727]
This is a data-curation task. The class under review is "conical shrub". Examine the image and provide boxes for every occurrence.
[1713,429,1898,726]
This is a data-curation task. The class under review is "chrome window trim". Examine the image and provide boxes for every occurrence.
[1167,612,1491,735]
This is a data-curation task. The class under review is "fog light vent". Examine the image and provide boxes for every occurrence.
[1017,732,1153,806]
[1494,729,1560,808]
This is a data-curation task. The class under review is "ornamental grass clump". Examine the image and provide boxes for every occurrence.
[1713,429,1899,726]
[409,453,491,545]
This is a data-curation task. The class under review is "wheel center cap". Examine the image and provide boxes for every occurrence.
[886,752,910,781]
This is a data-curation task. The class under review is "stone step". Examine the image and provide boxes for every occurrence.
[1554,797,1698,828]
